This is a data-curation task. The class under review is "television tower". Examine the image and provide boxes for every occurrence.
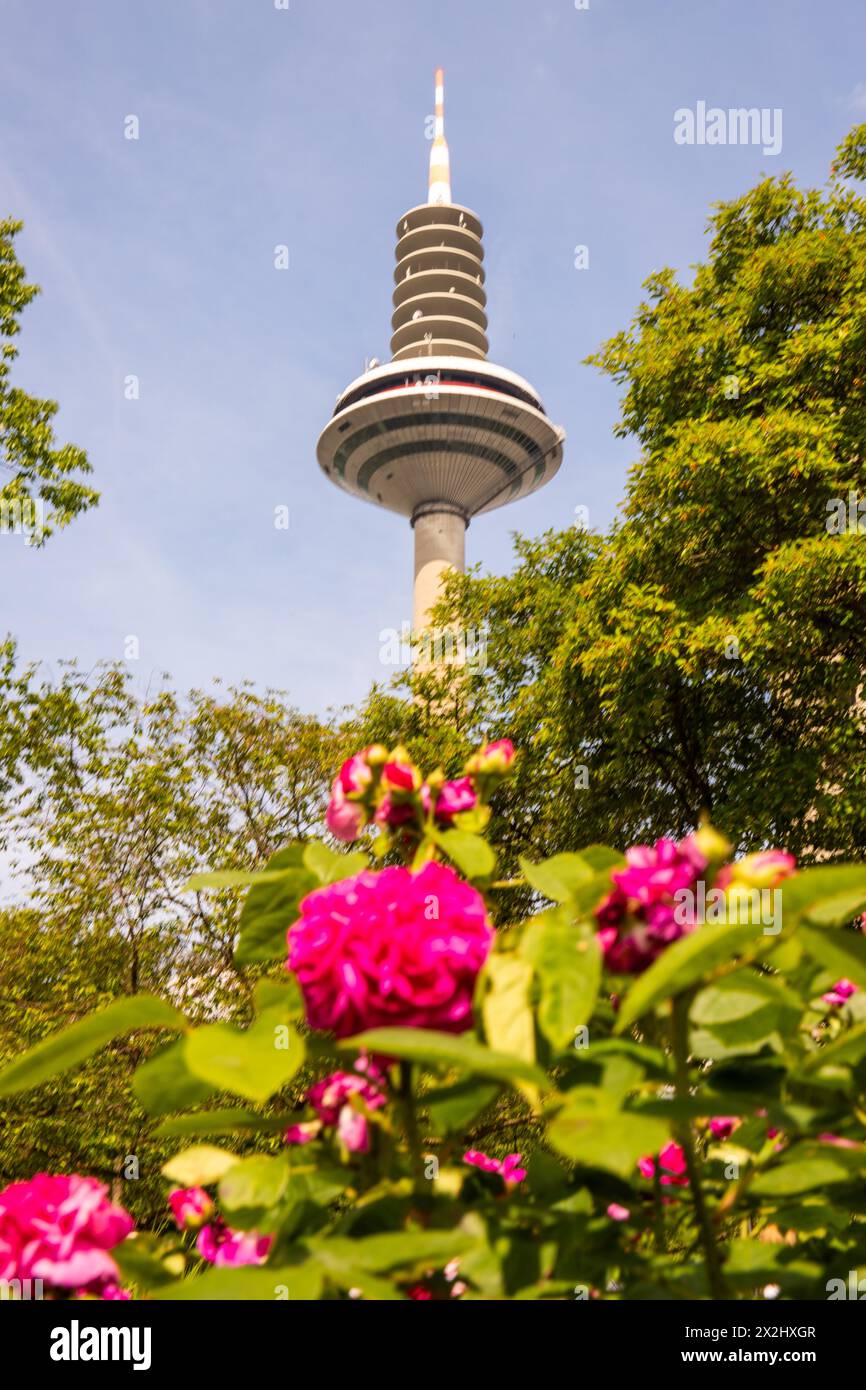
[317,69,564,639]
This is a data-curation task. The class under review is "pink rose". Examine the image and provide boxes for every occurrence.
[306,1067,386,1127]
[638,1142,689,1187]
[463,1150,526,1185]
[822,978,857,1009]
[196,1220,272,1268]
[168,1186,214,1231]
[283,1121,320,1145]
[374,794,419,831]
[500,1154,527,1184]
[0,1174,133,1292]
[708,1116,738,1141]
[465,738,515,777]
[434,777,477,824]
[464,1149,501,1174]
[612,838,706,907]
[288,861,493,1037]
[336,1106,370,1154]
[595,836,707,975]
[338,752,374,798]
[287,1064,387,1154]
[716,850,796,891]
[326,777,367,842]
[381,759,421,796]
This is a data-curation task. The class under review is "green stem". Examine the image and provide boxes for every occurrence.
[670,993,729,1301]
[399,1060,425,1195]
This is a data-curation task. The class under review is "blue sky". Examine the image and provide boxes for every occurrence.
[0,0,863,714]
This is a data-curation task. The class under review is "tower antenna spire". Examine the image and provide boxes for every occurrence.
[428,67,452,205]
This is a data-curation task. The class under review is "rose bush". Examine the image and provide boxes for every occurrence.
[2,738,866,1300]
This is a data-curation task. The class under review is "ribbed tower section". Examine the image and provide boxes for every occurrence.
[391,203,488,363]
[317,70,564,646]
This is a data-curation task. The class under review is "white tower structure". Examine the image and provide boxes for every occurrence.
[317,70,564,638]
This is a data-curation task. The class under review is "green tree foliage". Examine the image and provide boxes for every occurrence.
[378,123,866,866]
[0,219,98,542]
[0,660,345,1211]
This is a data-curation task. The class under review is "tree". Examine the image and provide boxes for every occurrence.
[392,123,866,868]
[0,658,345,1212]
[0,219,98,544]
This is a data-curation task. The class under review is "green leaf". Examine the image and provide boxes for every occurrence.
[751,1154,859,1196]
[184,1018,305,1102]
[575,845,625,874]
[431,828,496,881]
[482,954,535,1063]
[132,1040,216,1118]
[721,1240,823,1295]
[547,1088,670,1180]
[309,1228,478,1275]
[0,994,188,1098]
[615,924,772,1033]
[780,865,866,928]
[234,875,310,965]
[162,1145,238,1187]
[153,1263,324,1301]
[235,847,318,966]
[339,1028,547,1088]
[253,975,305,1019]
[689,970,801,1058]
[113,1236,183,1290]
[425,1079,500,1135]
[153,1109,289,1139]
[519,853,594,903]
[801,1018,866,1073]
[520,908,601,1052]
[296,1248,401,1301]
[798,924,866,994]
[218,1155,290,1213]
[303,841,368,884]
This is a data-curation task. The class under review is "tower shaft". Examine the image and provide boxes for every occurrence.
[412,504,466,635]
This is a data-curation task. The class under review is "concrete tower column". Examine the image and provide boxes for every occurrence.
[412,503,466,637]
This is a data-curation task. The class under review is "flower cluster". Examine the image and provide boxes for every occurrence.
[464,1149,527,1185]
[595,833,797,974]
[285,1058,388,1154]
[169,1187,272,1268]
[287,859,493,1037]
[595,835,708,973]
[325,739,515,847]
[196,1222,272,1268]
[638,1141,689,1188]
[708,1116,739,1141]
[168,1186,214,1231]
[0,1173,132,1298]
[822,978,858,1009]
